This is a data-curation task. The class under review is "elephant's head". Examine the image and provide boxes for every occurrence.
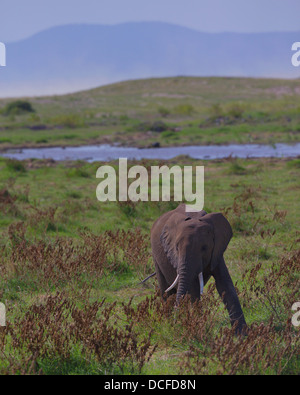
[160,211,232,303]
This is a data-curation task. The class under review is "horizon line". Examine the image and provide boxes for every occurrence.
[4,21,300,44]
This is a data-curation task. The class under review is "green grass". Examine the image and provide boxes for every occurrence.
[0,156,299,375]
[0,76,299,375]
[0,76,300,149]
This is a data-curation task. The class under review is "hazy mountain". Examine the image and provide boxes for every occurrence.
[0,22,299,97]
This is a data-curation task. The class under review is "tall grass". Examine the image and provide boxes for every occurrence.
[0,157,299,375]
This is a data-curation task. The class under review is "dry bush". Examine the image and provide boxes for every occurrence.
[1,248,298,375]
[0,189,19,216]
[0,189,16,205]
[26,206,58,233]
[221,185,288,239]
[240,249,300,324]
[181,320,298,375]
[0,292,156,375]
[221,186,264,235]
[122,248,299,375]
[122,285,222,342]
[80,228,152,278]
[178,249,300,375]
[3,224,152,289]
[1,198,298,375]
[122,291,178,329]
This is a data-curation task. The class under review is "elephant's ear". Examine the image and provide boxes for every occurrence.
[200,213,233,271]
[160,222,179,270]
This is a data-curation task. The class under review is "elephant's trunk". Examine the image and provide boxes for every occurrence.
[176,259,191,304]
[176,255,204,304]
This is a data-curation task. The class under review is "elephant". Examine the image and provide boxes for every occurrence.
[150,203,247,334]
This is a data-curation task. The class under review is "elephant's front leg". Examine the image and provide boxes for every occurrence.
[153,257,177,299]
[212,257,247,335]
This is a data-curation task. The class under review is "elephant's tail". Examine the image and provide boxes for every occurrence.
[139,272,156,285]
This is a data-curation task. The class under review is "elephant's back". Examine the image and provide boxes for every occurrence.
[151,204,183,232]
[150,204,186,247]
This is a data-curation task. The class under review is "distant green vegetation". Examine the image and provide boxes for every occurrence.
[1,100,35,116]
[0,77,299,149]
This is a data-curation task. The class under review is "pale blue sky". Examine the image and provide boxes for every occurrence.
[0,0,300,42]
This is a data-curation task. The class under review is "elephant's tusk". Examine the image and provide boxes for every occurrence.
[165,274,179,293]
[199,272,204,296]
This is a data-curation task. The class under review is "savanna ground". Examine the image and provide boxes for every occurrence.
[0,155,299,375]
[0,77,299,375]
